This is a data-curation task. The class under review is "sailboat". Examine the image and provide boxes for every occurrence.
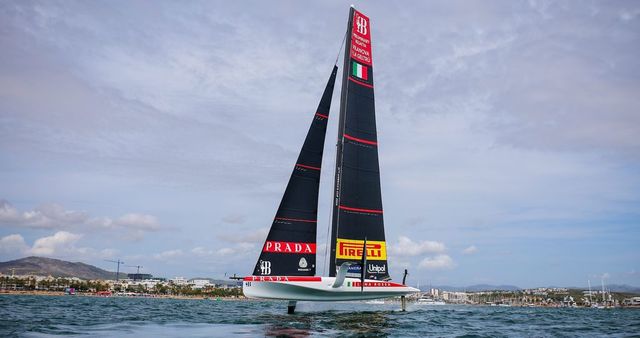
[242,7,418,311]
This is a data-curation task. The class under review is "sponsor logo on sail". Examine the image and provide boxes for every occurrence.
[297,257,312,272]
[355,15,368,35]
[263,241,316,254]
[347,264,361,273]
[259,260,271,275]
[350,10,372,66]
[336,238,387,261]
[367,263,386,274]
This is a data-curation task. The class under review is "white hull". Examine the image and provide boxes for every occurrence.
[243,276,419,301]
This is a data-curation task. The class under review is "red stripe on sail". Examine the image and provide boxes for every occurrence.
[315,113,328,119]
[349,76,374,88]
[339,205,383,214]
[274,217,317,223]
[344,133,377,146]
[296,163,321,171]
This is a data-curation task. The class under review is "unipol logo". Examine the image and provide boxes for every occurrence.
[368,263,386,273]
[356,15,368,35]
[260,260,271,275]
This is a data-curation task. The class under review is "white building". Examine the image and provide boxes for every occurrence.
[442,291,468,303]
[170,277,188,286]
[190,279,212,289]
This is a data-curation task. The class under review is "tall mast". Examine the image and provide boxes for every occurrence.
[329,7,355,277]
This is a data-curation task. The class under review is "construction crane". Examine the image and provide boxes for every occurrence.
[104,259,124,281]
[126,265,143,274]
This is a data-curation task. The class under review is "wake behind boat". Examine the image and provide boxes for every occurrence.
[241,7,418,312]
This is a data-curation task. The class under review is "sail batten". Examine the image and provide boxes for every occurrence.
[252,66,338,277]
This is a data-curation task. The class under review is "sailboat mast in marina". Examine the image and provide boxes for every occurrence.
[242,7,418,312]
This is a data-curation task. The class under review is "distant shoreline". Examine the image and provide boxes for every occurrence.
[0,290,250,301]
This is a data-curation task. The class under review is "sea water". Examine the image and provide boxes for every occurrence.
[1,295,639,337]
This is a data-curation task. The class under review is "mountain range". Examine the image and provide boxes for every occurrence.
[0,256,118,280]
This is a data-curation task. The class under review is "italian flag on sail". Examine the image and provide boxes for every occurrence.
[352,61,368,80]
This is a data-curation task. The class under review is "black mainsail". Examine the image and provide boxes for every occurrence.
[330,8,390,280]
[253,66,338,277]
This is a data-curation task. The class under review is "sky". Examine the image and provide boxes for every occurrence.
[1,0,639,288]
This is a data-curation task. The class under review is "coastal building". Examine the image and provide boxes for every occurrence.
[190,279,212,289]
[429,288,440,298]
[128,273,153,281]
[170,277,188,286]
[442,291,468,303]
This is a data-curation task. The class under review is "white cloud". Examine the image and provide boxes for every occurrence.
[153,249,183,260]
[214,242,256,257]
[216,247,235,256]
[113,214,161,231]
[0,200,162,239]
[0,200,87,229]
[222,214,247,225]
[462,245,478,255]
[390,236,446,256]
[191,246,214,256]
[0,231,120,260]
[98,248,119,258]
[419,254,455,270]
[0,234,29,254]
[0,201,19,220]
[29,231,83,256]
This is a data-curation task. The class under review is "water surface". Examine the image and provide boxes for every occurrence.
[1,295,638,337]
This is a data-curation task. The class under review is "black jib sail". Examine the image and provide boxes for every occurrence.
[252,66,338,277]
[330,8,390,280]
